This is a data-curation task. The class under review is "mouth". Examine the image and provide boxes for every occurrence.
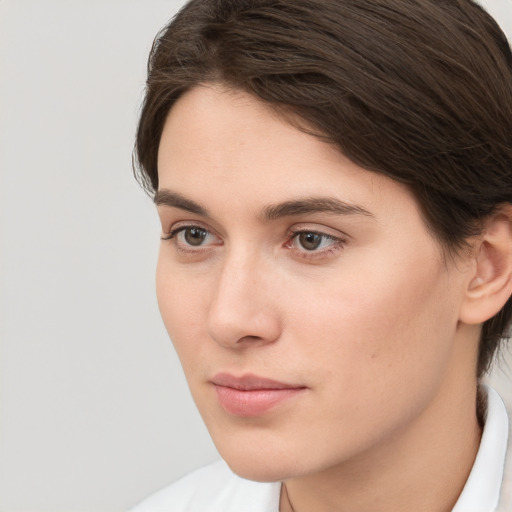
[210,373,307,417]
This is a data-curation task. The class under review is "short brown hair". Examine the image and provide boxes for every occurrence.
[134,0,512,376]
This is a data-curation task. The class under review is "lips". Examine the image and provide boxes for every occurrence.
[211,373,306,417]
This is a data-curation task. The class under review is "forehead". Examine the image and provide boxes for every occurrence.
[159,85,372,194]
[157,85,429,233]
[158,84,331,178]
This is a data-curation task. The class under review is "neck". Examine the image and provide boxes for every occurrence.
[280,350,482,512]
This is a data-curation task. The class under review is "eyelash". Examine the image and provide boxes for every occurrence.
[161,225,217,255]
[161,225,346,259]
[286,228,345,260]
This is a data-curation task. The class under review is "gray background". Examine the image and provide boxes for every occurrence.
[0,1,511,510]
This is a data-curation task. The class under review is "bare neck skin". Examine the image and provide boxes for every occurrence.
[280,324,482,512]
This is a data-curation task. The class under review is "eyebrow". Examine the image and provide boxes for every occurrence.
[263,197,374,220]
[154,190,208,216]
[154,189,374,221]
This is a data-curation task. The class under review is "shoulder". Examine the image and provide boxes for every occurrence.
[130,460,281,512]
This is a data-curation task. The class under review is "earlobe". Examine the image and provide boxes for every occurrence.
[460,207,512,325]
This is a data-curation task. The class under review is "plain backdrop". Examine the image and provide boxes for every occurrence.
[0,1,511,510]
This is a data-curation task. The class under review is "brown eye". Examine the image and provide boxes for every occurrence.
[298,232,323,251]
[184,227,208,246]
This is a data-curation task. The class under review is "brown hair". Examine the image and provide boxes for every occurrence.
[134,0,512,376]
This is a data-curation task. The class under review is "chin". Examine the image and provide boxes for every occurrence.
[224,456,294,482]
[216,440,315,483]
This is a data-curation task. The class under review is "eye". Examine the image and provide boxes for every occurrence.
[286,228,345,258]
[180,227,209,246]
[162,225,220,250]
[296,232,326,251]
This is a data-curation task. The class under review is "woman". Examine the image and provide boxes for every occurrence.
[131,1,512,510]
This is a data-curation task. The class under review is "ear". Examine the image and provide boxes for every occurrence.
[459,206,512,325]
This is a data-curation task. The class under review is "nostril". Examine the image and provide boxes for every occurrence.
[238,335,265,343]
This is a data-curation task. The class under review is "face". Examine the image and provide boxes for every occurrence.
[155,85,474,482]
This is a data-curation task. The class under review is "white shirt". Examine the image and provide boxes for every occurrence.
[131,386,510,512]
[453,386,509,512]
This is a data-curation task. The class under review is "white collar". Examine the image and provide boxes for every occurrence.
[451,385,509,512]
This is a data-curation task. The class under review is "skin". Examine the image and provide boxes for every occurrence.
[155,84,486,512]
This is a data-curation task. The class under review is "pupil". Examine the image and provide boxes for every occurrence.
[299,232,322,250]
[185,228,207,246]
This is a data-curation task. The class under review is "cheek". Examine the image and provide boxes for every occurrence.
[156,255,210,361]
[267,255,459,460]
[284,248,457,390]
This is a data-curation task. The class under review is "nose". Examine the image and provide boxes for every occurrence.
[205,253,282,349]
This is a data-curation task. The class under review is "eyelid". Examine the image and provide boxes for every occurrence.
[286,223,348,241]
[285,224,347,259]
[161,221,222,249]
[162,220,213,239]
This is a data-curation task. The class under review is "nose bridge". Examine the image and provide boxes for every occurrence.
[205,245,281,347]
